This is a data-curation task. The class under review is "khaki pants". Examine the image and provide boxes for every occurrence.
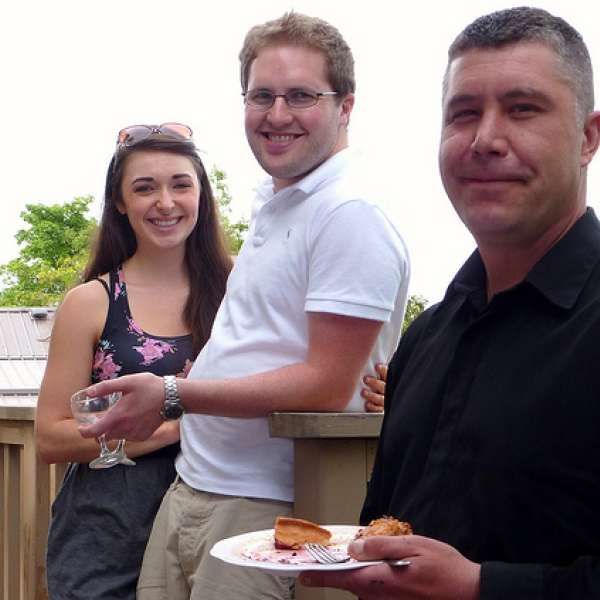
[137,477,294,600]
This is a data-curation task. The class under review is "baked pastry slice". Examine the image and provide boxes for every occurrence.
[274,517,332,550]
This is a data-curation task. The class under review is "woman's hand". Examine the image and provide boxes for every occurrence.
[362,363,388,413]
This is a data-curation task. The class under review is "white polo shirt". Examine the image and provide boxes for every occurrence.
[177,148,410,502]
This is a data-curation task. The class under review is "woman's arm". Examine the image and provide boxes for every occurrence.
[35,280,180,464]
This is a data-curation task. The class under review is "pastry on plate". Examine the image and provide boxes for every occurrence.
[354,516,413,539]
[274,517,332,550]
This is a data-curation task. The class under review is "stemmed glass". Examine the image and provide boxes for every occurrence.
[71,389,136,469]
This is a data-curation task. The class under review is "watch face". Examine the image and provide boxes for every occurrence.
[164,401,184,420]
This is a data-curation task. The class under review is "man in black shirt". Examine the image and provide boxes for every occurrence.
[301,7,600,599]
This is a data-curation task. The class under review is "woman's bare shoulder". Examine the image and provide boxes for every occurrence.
[55,278,110,324]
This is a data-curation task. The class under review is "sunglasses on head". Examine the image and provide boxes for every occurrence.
[116,122,194,148]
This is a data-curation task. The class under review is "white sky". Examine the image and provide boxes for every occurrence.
[2,0,600,304]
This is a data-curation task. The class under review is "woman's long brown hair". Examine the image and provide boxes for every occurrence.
[83,136,232,354]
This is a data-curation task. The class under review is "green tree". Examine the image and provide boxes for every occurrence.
[403,294,428,334]
[211,166,248,254]
[0,197,97,306]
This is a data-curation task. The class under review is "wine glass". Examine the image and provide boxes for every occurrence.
[71,389,136,469]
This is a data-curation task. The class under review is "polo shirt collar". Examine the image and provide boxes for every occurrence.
[293,147,359,195]
[254,147,360,201]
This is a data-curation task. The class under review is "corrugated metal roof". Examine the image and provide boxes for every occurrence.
[0,393,39,407]
[0,307,53,358]
[0,308,54,405]
[0,358,47,393]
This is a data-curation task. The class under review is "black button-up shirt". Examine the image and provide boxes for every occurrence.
[363,209,600,598]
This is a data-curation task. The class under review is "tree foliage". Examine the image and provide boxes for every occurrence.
[211,166,249,254]
[0,197,97,306]
[403,294,428,334]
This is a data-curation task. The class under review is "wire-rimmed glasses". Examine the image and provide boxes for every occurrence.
[242,90,338,110]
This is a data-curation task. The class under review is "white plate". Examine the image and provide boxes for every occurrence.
[210,524,388,577]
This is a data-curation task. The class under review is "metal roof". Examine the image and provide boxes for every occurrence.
[0,308,54,406]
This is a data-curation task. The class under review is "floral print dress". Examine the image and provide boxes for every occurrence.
[46,266,195,600]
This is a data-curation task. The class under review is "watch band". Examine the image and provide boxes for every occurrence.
[161,375,185,420]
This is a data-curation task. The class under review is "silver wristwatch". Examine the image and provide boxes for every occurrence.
[161,375,185,421]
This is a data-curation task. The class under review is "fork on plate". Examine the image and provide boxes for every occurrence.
[304,542,411,567]
[304,542,350,564]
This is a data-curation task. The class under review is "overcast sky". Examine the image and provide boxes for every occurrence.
[2,0,600,304]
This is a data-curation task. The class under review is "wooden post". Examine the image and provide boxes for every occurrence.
[269,412,383,600]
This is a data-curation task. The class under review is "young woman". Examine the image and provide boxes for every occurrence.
[35,124,232,600]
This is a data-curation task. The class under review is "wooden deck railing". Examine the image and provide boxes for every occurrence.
[0,406,66,600]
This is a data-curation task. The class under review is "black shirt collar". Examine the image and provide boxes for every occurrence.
[443,208,600,311]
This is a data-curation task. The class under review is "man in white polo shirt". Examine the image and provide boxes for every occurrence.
[84,11,410,600]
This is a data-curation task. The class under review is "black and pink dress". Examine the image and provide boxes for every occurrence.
[46,266,195,600]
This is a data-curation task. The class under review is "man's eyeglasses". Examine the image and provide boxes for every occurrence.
[242,90,338,110]
[116,123,193,148]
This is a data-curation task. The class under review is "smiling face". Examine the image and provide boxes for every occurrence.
[117,150,200,255]
[439,42,598,253]
[244,44,354,192]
